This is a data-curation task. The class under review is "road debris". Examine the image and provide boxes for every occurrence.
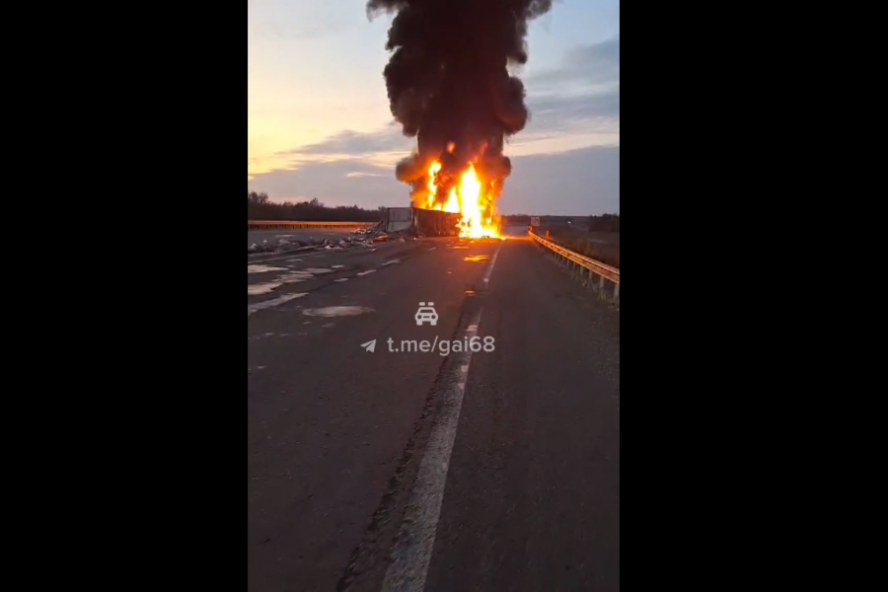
[248,225,415,255]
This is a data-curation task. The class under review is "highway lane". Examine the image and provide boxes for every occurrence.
[248,223,529,249]
[248,227,360,248]
[247,235,619,592]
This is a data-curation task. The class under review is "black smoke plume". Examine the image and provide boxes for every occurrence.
[368,0,553,210]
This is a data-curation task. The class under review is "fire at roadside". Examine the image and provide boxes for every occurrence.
[368,0,553,239]
[247,207,502,256]
[407,146,504,239]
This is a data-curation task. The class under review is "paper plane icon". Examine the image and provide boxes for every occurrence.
[361,339,376,353]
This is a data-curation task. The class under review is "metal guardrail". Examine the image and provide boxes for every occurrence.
[530,230,620,303]
[248,220,377,230]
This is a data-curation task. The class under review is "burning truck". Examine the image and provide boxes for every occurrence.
[381,204,482,238]
[368,0,553,239]
[410,142,502,238]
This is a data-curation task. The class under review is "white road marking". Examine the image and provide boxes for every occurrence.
[357,269,376,276]
[278,271,313,282]
[381,259,400,266]
[302,306,374,317]
[334,278,350,282]
[482,245,500,285]
[247,264,287,273]
[248,282,281,295]
[248,270,313,295]
[380,242,502,592]
[247,293,307,316]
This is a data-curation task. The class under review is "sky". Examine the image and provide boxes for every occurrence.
[247,0,619,215]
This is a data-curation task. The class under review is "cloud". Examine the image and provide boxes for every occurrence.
[522,36,620,140]
[280,127,410,157]
[531,85,619,120]
[527,36,619,88]
[504,145,619,215]
[249,158,406,209]
[263,127,414,172]
[248,38,619,214]
[249,144,618,215]
[345,171,384,178]
[253,36,620,177]
[524,85,619,137]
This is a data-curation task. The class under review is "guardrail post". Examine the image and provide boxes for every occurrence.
[534,232,619,306]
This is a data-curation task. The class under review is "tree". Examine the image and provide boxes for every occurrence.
[587,213,619,233]
[247,191,383,222]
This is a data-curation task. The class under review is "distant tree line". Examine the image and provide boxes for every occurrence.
[248,192,383,222]
[587,213,619,233]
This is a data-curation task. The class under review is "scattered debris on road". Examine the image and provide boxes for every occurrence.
[248,225,416,256]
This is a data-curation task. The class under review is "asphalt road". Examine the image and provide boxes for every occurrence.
[248,234,620,592]
[248,224,531,248]
[249,227,359,248]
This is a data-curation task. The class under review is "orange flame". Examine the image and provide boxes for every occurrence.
[421,159,500,239]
